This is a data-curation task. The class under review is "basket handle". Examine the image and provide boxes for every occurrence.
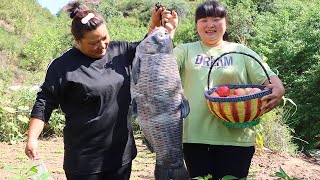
[207,51,272,90]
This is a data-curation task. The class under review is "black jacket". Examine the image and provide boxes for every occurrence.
[31,41,139,174]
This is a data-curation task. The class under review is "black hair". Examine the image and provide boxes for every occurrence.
[195,0,229,41]
[64,1,105,40]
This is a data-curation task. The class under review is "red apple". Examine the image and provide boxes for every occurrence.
[234,88,246,96]
[216,86,230,97]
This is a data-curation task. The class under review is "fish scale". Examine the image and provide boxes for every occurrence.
[131,27,189,180]
[135,54,183,159]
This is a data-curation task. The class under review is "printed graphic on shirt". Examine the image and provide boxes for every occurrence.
[195,54,233,69]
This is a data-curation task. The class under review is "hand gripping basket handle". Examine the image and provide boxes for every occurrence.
[207,51,272,90]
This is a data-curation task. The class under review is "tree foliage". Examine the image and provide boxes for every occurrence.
[247,0,320,149]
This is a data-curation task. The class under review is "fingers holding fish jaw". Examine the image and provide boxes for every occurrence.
[151,4,178,39]
[161,8,173,19]
[151,5,170,28]
[150,5,165,29]
[162,10,178,39]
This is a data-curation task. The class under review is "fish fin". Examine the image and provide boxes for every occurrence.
[180,95,190,119]
[154,163,189,180]
[142,136,155,153]
[132,57,141,85]
[132,98,138,118]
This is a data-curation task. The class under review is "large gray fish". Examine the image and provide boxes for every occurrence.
[131,27,190,180]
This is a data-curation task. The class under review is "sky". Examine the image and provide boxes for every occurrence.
[37,0,71,15]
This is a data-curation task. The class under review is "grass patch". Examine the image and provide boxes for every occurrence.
[51,169,64,174]
[134,158,154,164]
[15,154,28,161]
[132,165,145,171]
[137,152,155,158]
[248,167,260,176]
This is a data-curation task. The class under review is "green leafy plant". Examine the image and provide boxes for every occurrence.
[275,167,300,180]
[0,86,65,143]
[221,175,246,180]
[192,174,212,180]
[0,105,29,144]
[42,109,65,138]
[194,170,301,180]
[4,163,51,180]
[192,174,247,180]
[248,0,320,149]
[255,96,298,153]
[0,88,37,143]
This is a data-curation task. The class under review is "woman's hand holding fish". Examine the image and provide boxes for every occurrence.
[149,6,178,39]
[150,6,163,29]
[162,9,178,39]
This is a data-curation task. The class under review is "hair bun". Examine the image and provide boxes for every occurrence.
[64,0,89,19]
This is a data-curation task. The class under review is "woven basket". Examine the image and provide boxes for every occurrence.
[204,51,272,128]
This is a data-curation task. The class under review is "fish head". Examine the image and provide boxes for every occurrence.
[138,27,173,55]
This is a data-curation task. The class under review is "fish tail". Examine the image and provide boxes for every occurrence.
[154,164,189,180]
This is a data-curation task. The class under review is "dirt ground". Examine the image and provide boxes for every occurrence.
[0,137,319,180]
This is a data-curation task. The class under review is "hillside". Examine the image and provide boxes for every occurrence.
[0,0,58,85]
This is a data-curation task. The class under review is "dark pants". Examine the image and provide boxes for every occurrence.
[183,143,255,180]
[65,162,132,180]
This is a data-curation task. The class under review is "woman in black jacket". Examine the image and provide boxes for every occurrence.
[24,1,177,179]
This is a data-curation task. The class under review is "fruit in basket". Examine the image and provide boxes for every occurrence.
[210,92,220,97]
[228,94,237,97]
[245,87,252,94]
[234,88,246,96]
[249,88,262,94]
[205,85,270,128]
[216,86,230,97]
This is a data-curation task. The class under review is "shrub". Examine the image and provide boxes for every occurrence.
[248,0,320,149]
[0,87,65,143]
[42,109,65,138]
[255,97,298,153]
[0,88,36,144]
[19,22,71,72]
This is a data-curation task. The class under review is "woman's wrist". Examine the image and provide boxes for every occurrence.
[148,22,159,35]
[147,26,154,35]
[149,23,156,30]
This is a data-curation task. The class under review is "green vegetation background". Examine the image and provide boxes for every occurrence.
[0,0,319,152]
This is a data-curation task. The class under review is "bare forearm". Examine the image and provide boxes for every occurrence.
[25,118,45,159]
[27,118,45,140]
